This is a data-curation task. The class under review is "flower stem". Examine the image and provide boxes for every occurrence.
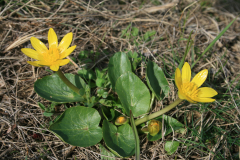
[130,111,140,160]
[134,98,183,126]
[148,93,155,112]
[56,69,80,95]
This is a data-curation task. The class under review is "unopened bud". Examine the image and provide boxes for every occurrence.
[115,116,129,125]
[148,120,162,136]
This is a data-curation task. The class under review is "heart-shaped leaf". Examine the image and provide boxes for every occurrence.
[34,73,86,103]
[49,106,102,147]
[102,120,135,157]
[147,115,184,141]
[116,72,150,117]
[146,61,169,100]
[108,52,132,90]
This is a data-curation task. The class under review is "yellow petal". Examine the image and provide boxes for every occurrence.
[182,62,191,83]
[27,61,41,67]
[175,68,182,90]
[58,32,73,54]
[50,64,59,71]
[191,69,208,87]
[198,87,218,98]
[48,28,58,49]
[59,45,76,59]
[57,59,70,66]
[21,48,43,60]
[193,97,216,103]
[178,90,185,100]
[38,60,52,66]
[30,37,48,54]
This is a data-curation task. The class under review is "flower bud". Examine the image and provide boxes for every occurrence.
[115,116,129,125]
[148,120,162,136]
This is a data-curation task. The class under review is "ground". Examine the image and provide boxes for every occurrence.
[1,0,240,159]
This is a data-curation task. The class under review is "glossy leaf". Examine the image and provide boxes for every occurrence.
[49,106,102,147]
[147,115,184,141]
[146,61,169,100]
[34,73,86,103]
[108,52,132,90]
[165,141,180,155]
[116,72,150,117]
[102,120,135,157]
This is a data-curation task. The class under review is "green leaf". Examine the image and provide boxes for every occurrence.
[38,102,46,111]
[146,61,170,100]
[49,106,102,147]
[144,30,156,41]
[99,144,116,160]
[165,141,180,155]
[95,68,104,79]
[147,115,184,141]
[99,96,120,107]
[102,120,135,158]
[78,50,89,59]
[96,78,105,87]
[99,99,113,107]
[43,112,53,117]
[102,92,108,98]
[128,51,141,71]
[108,52,132,90]
[77,69,96,80]
[34,74,86,103]
[101,106,115,121]
[131,27,139,36]
[116,72,150,117]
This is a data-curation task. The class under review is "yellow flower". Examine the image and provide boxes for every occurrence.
[21,28,76,71]
[148,120,162,136]
[175,62,217,103]
[115,116,129,125]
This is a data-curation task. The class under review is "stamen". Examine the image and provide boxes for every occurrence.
[42,47,60,64]
[181,82,199,99]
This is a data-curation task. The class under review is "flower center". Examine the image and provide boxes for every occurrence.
[181,82,199,98]
[43,47,60,63]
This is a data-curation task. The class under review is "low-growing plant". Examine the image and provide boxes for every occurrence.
[21,16,236,158]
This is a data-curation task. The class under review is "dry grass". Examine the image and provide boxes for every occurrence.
[0,0,240,159]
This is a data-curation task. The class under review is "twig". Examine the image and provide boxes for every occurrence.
[9,0,34,17]
[0,25,12,49]
[46,0,66,20]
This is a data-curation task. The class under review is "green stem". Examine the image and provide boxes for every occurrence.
[135,98,183,126]
[148,93,155,112]
[130,111,140,160]
[56,69,80,95]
